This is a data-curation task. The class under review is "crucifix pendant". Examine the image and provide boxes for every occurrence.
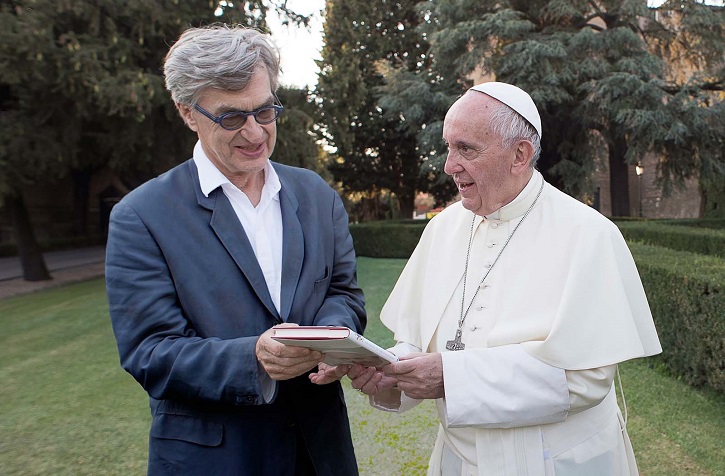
[446,329,465,351]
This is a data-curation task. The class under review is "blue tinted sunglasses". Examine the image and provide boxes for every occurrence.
[193,93,284,130]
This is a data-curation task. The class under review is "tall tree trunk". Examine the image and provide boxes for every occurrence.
[397,189,415,221]
[71,168,91,237]
[8,193,51,281]
[396,149,418,220]
[359,196,377,222]
[699,182,707,219]
[608,134,631,217]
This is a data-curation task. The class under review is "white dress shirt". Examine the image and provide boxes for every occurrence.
[193,141,283,313]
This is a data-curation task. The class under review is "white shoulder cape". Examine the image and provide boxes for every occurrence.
[381,179,661,370]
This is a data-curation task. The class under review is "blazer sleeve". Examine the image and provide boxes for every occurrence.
[106,200,266,406]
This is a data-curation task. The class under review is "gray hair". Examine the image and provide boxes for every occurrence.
[489,103,542,167]
[164,24,281,105]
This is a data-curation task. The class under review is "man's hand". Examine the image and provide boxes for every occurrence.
[382,352,444,399]
[309,362,352,385]
[310,363,398,396]
[256,326,323,380]
[347,364,398,395]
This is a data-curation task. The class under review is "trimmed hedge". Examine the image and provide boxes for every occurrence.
[350,221,427,259]
[654,218,725,230]
[351,219,725,259]
[630,243,724,394]
[616,221,725,258]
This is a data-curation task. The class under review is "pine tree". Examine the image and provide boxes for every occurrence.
[419,0,724,216]
[317,0,451,220]
[274,86,329,178]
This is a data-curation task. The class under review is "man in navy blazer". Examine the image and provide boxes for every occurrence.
[105,24,366,475]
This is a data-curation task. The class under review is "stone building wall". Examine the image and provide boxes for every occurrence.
[593,153,701,219]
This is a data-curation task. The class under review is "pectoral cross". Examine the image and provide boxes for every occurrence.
[446,329,465,351]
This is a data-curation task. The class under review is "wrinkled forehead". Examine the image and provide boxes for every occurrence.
[448,91,503,120]
[444,92,500,134]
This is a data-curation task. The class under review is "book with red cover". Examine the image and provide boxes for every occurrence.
[272,326,398,366]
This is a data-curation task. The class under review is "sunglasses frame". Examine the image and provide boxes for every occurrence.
[193,93,284,130]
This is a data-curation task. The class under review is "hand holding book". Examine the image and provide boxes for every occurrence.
[272,326,398,367]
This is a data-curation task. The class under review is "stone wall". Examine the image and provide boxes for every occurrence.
[593,153,701,219]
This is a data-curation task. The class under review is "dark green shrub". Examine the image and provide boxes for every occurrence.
[350,220,427,258]
[654,218,725,230]
[630,243,724,394]
[0,243,17,258]
[617,222,725,258]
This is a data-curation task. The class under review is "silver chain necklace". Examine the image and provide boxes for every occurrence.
[446,180,544,351]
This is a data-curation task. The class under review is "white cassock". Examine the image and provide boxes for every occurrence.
[374,170,662,476]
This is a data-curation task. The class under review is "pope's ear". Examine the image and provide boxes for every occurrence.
[176,103,198,131]
[511,139,534,174]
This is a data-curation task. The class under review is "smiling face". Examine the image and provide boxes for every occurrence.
[177,66,277,190]
[443,92,534,216]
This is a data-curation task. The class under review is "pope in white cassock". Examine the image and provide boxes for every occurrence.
[312,82,662,475]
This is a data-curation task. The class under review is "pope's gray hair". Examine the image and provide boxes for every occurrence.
[489,104,542,167]
[164,24,280,105]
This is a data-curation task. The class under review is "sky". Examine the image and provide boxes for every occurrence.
[267,0,325,89]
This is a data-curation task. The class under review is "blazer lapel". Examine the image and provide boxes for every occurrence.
[200,186,280,319]
[277,178,304,322]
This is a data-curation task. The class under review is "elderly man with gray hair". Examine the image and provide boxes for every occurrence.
[106,24,365,475]
[314,82,661,475]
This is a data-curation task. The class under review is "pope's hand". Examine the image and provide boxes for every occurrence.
[256,325,323,380]
[382,352,444,399]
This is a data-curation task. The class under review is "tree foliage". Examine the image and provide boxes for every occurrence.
[0,1,263,199]
[275,86,329,178]
[316,0,456,220]
[419,0,724,216]
[0,0,315,279]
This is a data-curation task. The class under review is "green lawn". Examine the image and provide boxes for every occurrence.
[0,258,723,475]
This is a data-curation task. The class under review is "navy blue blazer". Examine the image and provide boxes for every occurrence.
[106,159,366,475]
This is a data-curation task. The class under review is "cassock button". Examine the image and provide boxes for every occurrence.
[491,223,499,229]
[475,304,485,311]
[484,263,492,268]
